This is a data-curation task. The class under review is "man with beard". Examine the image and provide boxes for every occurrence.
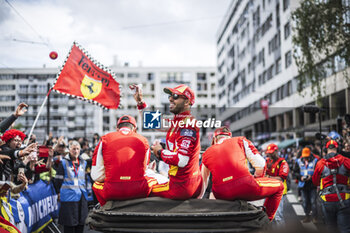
[131,84,202,199]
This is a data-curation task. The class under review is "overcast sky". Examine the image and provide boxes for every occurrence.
[0,0,231,69]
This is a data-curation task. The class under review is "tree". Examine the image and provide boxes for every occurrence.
[292,0,350,104]
[12,123,24,130]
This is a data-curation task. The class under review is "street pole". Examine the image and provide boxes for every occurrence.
[302,105,323,157]
[47,83,51,137]
[319,111,323,157]
[84,105,87,139]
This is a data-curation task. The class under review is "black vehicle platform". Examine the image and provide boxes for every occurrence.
[86,197,269,232]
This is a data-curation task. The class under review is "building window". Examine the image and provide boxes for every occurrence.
[287,81,293,96]
[261,14,273,37]
[276,58,282,74]
[19,85,28,92]
[283,0,290,11]
[218,46,225,58]
[0,106,15,112]
[127,73,139,78]
[268,32,281,54]
[334,54,346,72]
[0,74,13,80]
[103,116,110,124]
[0,85,15,91]
[231,60,235,71]
[197,73,206,81]
[276,3,280,27]
[284,22,291,39]
[258,74,262,85]
[258,48,265,66]
[218,90,226,100]
[248,62,252,74]
[116,73,124,78]
[267,65,274,80]
[285,51,292,68]
[253,6,260,27]
[218,61,225,73]
[263,71,267,84]
[147,73,154,81]
[0,96,15,101]
[219,75,225,86]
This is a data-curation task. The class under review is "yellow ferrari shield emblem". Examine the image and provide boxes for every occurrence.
[80,75,102,100]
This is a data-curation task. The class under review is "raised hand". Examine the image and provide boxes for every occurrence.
[21,143,38,157]
[0,154,11,164]
[129,84,143,104]
[14,103,28,117]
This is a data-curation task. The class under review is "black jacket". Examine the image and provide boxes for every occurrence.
[0,114,17,133]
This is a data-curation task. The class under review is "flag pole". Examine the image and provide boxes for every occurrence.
[26,88,52,146]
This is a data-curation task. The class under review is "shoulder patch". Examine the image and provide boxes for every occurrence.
[180,128,196,138]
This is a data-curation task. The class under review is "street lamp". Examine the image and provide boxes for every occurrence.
[302,105,325,156]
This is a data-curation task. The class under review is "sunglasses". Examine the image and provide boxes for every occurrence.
[168,93,186,100]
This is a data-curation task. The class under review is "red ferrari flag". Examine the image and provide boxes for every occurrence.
[52,42,120,109]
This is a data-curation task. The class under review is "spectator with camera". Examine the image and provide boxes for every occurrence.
[294,147,319,223]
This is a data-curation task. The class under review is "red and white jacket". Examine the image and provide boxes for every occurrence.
[91,128,150,183]
[158,111,201,183]
[202,136,266,187]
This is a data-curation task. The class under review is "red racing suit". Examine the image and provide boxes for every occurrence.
[151,111,202,199]
[201,137,284,220]
[266,157,289,194]
[312,153,350,202]
[91,129,157,205]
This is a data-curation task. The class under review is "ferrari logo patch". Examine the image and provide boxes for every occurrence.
[80,75,102,100]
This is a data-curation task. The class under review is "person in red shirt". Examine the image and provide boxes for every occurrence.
[265,143,290,225]
[133,84,202,199]
[200,127,284,221]
[312,140,350,233]
[91,115,157,206]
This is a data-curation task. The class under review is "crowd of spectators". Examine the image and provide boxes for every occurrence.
[0,103,97,232]
[256,115,350,231]
[0,102,349,232]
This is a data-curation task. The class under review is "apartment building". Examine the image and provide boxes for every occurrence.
[216,0,349,141]
[0,65,217,145]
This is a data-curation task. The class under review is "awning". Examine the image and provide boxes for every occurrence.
[278,138,302,149]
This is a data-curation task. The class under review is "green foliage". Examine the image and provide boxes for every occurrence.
[292,0,350,103]
[12,123,24,130]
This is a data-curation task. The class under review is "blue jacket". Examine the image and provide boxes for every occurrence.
[60,158,89,202]
[296,157,318,188]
